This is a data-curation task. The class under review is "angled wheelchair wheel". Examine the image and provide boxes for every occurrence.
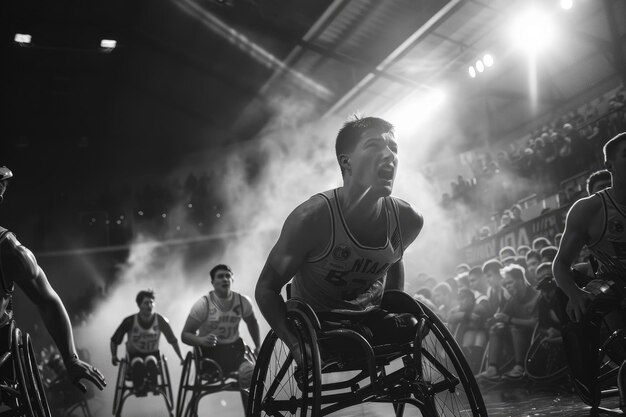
[176,352,194,417]
[413,299,488,417]
[113,358,128,417]
[160,354,174,416]
[11,326,52,417]
[248,306,321,417]
[524,335,568,383]
[9,328,52,417]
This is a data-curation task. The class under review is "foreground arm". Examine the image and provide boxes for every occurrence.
[158,315,184,362]
[110,317,132,366]
[181,310,216,348]
[553,199,595,322]
[243,313,261,356]
[255,199,324,364]
[5,236,106,392]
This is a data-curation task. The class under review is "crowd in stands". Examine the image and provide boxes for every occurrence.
[440,88,625,245]
[411,140,620,385]
[412,234,575,382]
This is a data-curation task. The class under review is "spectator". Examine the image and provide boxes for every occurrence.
[525,250,541,286]
[482,259,509,318]
[540,246,558,263]
[501,256,517,267]
[477,264,539,381]
[448,288,486,373]
[532,237,552,252]
[554,233,563,249]
[455,263,471,276]
[499,246,517,262]
[516,245,531,258]
[497,210,514,233]
[431,282,454,321]
[510,204,524,225]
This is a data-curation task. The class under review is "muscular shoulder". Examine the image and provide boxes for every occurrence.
[1,232,39,279]
[566,194,603,232]
[392,197,424,245]
[281,194,331,254]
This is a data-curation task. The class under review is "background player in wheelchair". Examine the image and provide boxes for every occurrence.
[110,289,183,396]
[181,264,260,403]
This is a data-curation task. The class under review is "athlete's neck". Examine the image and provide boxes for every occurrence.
[214,290,232,299]
[337,186,385,221]
[139,311,154,321]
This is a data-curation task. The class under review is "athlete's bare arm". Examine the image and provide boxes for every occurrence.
[3,235,105,392]
[181,315,217,348]
[255,197,328,360]
[553,196,601,322]
[385,199,423,291]
[243,313,261,355]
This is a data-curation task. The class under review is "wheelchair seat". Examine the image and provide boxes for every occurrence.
[175,344,256,417]
[248,290,488,417]
[112,352,174,417]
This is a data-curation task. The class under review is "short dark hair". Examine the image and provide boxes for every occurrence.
[468,266,483,277]
[525,250,541,263]
[482,259,503,275]
[210,264,233,281]
[136,289,155,306]
[586,169,611,195]
[335,116,394,175]
[499,246,517,258]
[540,246,558,262]
[532,236,551,250]
[603,132,626,163]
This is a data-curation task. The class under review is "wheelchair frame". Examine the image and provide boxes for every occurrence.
[0,320,51,417]
[112,352,174,417]
[247,290,488,416]
[176,344,255,417]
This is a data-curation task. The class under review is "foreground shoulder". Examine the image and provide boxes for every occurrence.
[567,194,602,220]
[1,233,39,278]
[392,197,424,233]
[286,194,331,227]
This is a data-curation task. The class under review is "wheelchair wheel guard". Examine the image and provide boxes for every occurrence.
[248,310,321,417]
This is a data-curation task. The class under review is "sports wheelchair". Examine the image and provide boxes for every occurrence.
[176,344,256,417]
[0,320,51,417]
[112,353,174,417]
[247,290,487,416]
[523,323,568,383]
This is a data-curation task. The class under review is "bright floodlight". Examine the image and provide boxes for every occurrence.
[510,8,555,53]
[483,53,494,67]
[476,60,485,73]
[14,33,32,44]
[100,39,117,49]
[468,66,476,78]
[383,88,446,137]
[560,0,573,10]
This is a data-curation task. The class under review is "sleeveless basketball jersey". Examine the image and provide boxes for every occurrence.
[588,189,626,277]
[126,314,161,354]
[291,189,404,312]
[195,291,252,345]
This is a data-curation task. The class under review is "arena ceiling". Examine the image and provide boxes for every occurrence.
[3,0,626,185]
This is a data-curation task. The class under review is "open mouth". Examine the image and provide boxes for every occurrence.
[378,166,395,181]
